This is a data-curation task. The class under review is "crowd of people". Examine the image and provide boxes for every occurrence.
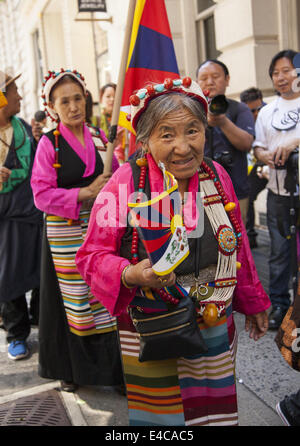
[0,47,299,427]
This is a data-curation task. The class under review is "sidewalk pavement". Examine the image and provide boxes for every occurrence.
[0,228,299,426]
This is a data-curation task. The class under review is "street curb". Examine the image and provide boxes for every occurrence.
[0,381,61,405]
[60,391,88,426]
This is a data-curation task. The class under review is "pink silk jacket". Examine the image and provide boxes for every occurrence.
[31,122,119,220]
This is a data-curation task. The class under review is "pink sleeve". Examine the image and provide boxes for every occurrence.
[75,163,137,316]
[31,135,81,220]
[214,162,271,315]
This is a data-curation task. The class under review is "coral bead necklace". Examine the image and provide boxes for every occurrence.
[131,158,179,306]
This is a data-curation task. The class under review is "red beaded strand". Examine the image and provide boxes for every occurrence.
[201,160,242,251]
[131,161,179,305]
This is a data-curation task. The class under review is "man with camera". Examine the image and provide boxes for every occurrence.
[197,59,255,224]
[253,49,300,330]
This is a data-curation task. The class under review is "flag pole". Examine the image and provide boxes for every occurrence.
[103,0,137,174]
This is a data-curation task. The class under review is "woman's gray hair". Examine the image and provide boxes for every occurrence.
[136,92,207,145]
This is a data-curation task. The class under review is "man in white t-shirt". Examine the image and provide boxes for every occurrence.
[254,49,300,330]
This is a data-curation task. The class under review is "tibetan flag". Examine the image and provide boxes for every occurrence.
[128,164,189,276]
[119,0,179,144]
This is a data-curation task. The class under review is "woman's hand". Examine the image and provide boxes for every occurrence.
[87,173,112,198]
[0,166,12,183]
[124,259,176,289]
[245,311,269,341]
[78,173,112,202]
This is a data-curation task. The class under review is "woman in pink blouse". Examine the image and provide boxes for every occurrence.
[31,70,124,393]
[76,78,270,426]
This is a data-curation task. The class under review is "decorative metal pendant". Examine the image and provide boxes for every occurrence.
[217,225,237,256]
[190,280,213,301]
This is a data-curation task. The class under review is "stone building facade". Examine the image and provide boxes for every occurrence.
[1,0,299,120]
[0,0,299,220]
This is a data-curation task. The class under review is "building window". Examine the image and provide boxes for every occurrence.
[197,0,215,13]
[195,0,220,63]
[94,23,110,88]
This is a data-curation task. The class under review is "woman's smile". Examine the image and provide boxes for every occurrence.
[171,157,194,166]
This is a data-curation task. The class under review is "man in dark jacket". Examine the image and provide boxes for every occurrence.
[197,60,255,225]
[0,71,43,360]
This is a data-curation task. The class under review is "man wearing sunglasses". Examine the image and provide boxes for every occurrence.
[240,87,265,122]
[253,50,300,330]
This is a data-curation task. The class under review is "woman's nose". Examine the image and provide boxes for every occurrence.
[70,101,78,111]
[174,136,190,154]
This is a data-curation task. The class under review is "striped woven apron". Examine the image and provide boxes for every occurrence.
[117,298,238,426]
[46,210,117,336]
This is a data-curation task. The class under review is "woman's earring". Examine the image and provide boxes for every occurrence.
[136,146,148,167]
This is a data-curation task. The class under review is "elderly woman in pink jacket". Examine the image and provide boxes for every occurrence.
[76,77,270,426]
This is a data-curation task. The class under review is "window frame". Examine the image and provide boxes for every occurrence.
[194,2,218,63]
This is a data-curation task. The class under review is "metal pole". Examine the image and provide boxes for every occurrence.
[103,0,136,174]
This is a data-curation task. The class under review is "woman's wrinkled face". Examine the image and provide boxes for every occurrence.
[49,81,86,128]
[145,107,206,181]
[101,86,115,115]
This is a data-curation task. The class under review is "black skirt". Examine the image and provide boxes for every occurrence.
[38,224,124,386]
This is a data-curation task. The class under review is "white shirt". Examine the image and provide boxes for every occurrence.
[253,95,300,196]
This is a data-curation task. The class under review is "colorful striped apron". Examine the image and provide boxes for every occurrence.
[117,299,238,426]
[46,211,117,336]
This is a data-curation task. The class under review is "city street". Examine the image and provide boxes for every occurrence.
[0,228,299,427]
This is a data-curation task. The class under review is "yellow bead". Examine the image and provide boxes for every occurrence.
[67,219,73,226]
[224,202,236,212]
[53,163,61,169]
[236,261,242,270]
[53,130,60,136]
[202,303,218,326]
[136,157,148,167]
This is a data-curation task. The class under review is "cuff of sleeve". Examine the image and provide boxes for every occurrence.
[233,283,271,315]
[91,257,137,317]
[64,188,82,220]
[115,261,138,315]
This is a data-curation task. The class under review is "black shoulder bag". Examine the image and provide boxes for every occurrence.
[129,238,208,362]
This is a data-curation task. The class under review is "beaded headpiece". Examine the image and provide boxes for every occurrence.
[129,77,208,131]
[41,69,87,122]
